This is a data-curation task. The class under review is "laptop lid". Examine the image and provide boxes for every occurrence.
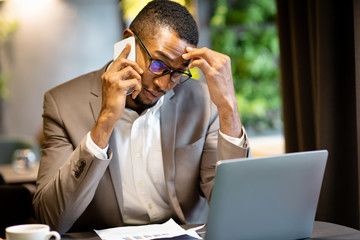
[205,150,328,240]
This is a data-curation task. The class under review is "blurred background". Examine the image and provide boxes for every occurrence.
[1,0,360,234]
[0,0,123,140]
[0,0,283,157]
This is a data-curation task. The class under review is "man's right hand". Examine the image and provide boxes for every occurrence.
[90,43,143,149]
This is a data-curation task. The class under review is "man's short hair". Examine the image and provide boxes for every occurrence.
[129,0,199,46]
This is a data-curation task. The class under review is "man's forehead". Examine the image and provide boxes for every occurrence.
[141,28,193,47]
[141,29,193,61]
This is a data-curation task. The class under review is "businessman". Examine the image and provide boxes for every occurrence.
[33,0,250,234]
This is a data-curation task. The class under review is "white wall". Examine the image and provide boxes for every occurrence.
[0,0,122,138]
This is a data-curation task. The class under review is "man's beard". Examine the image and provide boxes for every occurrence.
[132,94,158,109]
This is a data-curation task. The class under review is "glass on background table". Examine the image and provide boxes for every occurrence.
[0,162,39,184]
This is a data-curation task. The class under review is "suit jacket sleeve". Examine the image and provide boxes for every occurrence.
[33,89,112,234]
[199,101,250,202]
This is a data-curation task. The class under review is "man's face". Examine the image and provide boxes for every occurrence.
[128,28,194,110]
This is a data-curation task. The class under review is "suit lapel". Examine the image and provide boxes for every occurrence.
[108,131,125,216]
[160,90,186,223]
[89,63,108,123]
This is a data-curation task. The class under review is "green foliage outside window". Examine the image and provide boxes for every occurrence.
[211,0,281,134]
[0,19,18,100]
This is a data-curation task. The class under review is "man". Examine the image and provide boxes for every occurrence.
[33,0,250,234]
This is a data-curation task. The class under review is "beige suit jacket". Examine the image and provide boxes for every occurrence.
[33,63,250,234]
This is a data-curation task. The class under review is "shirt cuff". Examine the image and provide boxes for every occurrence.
[219,125,248,148]
[86,132,109,160]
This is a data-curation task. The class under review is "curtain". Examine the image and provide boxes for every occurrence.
[276,0,360,229]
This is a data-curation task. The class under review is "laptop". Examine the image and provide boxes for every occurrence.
[205,150,328,240]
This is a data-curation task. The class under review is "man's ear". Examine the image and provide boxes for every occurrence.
[123,28,134,39]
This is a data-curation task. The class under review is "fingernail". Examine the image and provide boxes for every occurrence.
[186,47,193,51]
[182,53,188,58]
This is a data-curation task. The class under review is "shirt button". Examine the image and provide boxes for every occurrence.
[135,152,141,158]
[138,180,144,185]
[148,203,152,210]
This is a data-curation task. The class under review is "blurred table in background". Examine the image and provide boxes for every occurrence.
[0,162,38,184]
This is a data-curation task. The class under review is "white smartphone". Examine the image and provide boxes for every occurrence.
[113,36,136,95]
[113,36,136,61]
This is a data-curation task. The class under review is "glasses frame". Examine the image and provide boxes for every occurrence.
[133,31,192,84]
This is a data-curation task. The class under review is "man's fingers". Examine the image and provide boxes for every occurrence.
[103,64,142,98]
[108,43,143,74]
[119,65,142,80]
[119,78,141,98]
[118,43,131,60]
[183,46,231,79]
[131,83,142,99]
[183,47,214,77]
[104,65,141,82]
[188,58,212,74]
[108,43,131,70]
[121,67,142,94]
[182,47,217,65]
[107,59,143,75]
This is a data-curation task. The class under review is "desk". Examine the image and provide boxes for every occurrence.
[61,221,360,239]
[0,163,38,184]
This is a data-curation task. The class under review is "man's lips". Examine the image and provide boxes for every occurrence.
[144,88,164,98]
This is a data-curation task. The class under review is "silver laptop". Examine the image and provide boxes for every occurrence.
[205,150,328,240]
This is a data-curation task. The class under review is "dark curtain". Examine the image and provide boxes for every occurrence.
[276,0,360,229]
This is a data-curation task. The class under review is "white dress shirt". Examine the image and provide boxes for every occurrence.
[113,97,172,224]
[86,95,247,225]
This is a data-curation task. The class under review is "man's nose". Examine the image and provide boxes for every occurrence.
[153,74,173,91]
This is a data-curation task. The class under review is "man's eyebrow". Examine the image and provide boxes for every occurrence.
[154,50,173,62]
[154,50,190,68]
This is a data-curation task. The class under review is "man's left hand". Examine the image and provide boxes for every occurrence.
[182,47,243,138]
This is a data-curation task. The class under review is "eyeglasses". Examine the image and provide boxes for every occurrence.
[133,32,192,84]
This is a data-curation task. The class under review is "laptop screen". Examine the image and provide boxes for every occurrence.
[205,150,328,240]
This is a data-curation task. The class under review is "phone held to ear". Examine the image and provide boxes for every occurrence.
[113,36,136,61]
[113,36,136,95]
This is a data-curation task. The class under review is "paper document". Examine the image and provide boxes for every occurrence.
[94,218,204,240]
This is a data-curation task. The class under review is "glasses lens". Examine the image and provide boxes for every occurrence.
[149,60,169,75]
[172,72,191,83]
[149,60,191,84]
